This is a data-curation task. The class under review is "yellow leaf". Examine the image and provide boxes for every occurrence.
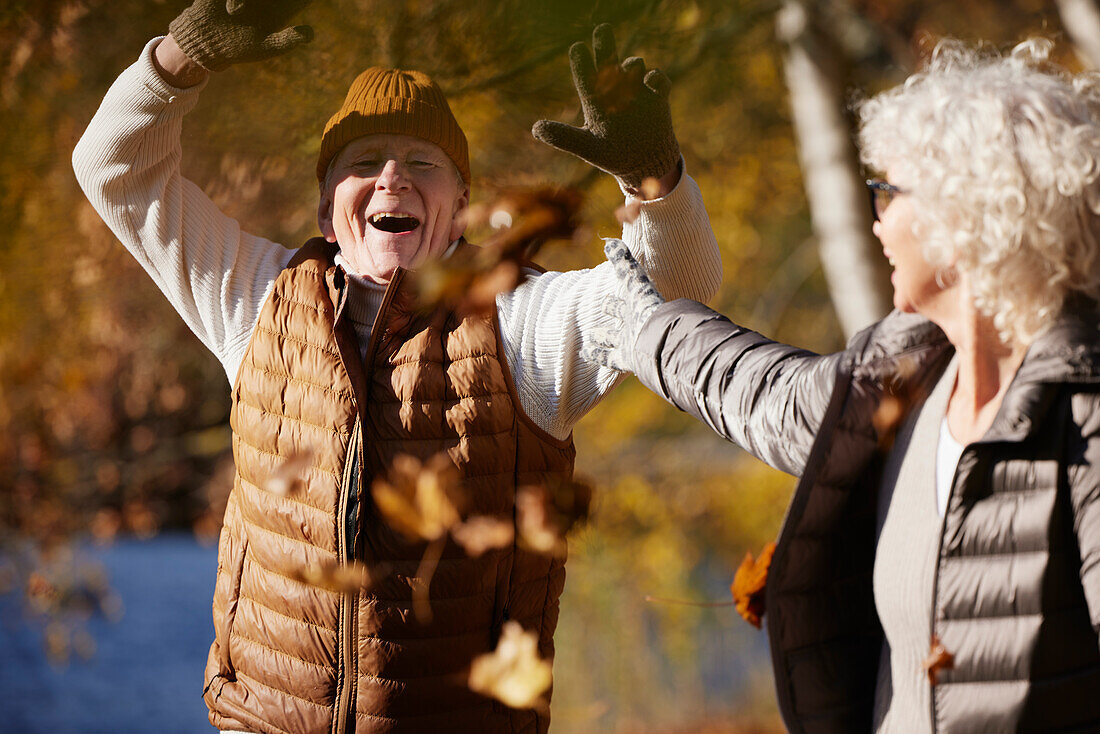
[452,516,514,555]
[372,453,463,541]
[469,621,553,710]
[516,478,593,557]
[639,177,662,201]
[264,449,313,497]
[289,560,378,594]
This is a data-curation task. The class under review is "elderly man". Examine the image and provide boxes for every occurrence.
[73,1,720,732]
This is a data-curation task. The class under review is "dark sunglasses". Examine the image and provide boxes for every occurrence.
[866,179,906,222]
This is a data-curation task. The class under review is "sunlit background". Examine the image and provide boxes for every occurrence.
[0,0,1090,731]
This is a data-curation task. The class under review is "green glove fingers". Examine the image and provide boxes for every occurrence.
[168,0,314,72]
[532,23,680,191]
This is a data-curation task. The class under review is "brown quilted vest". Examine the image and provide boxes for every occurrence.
[203,239,576,734]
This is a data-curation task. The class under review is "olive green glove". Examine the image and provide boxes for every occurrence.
[585,239,666,373]
[168,0,314,72]
[532,24,680,191]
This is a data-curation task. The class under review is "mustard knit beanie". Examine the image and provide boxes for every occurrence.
[317,67,470,186]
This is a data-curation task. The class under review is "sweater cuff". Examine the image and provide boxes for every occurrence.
[615,155,687,201]
[136,36,209,110]
[619,161,723,305]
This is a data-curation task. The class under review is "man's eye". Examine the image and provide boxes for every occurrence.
[353,159,380,169]
[409,159,435,168]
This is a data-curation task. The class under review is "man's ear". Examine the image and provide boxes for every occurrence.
[318,185,337,243]
[449,186,470,242]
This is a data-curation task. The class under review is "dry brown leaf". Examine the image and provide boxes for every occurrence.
[922,635,955,685]
[372,453,463,542]
[516,488,561,555]
[615,200,643,224]
[469,620,553,710]
[515,477,592,557]
[462,260,523,317]
[872,395,905,449]
[730,541,776,629]
[407,186,583,315]
[265,449,314,496]
[289,560,378,594]
[452,516,514,556]
[639,176,661,201]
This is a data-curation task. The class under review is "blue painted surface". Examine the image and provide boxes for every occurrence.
[0,533,218,734]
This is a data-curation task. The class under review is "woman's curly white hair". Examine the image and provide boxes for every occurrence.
[858,39,1100,344]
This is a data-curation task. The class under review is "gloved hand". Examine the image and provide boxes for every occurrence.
[168,0,314,72]
[585,239,666,373]
[532,24,680,191]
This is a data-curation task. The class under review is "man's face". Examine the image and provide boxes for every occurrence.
[318,134,469,284]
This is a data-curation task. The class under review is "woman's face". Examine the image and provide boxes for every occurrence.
[872,170,946,315]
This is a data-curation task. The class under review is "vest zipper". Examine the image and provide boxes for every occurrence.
[333,268,403,734]
[333,420,361,734]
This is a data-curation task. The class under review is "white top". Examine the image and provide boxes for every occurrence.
[936,418,964,517]
[71,37,723,441]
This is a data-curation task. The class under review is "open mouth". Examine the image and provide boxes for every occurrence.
[369,212,420,234]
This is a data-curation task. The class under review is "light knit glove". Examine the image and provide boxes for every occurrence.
[586,239,666,373]
[532,24,680,191]
[168,0,314,72]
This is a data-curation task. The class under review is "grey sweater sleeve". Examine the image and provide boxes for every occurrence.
[633,299,844,476]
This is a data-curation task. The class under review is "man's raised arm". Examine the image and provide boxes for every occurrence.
[497,25,722,440]
[71,0,312,384]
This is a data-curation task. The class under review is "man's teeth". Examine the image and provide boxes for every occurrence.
[370,212,415,223]
[369,213,420,233]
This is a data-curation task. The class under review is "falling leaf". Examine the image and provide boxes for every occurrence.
[469,620,553,710]
[372,453,463,542]
[489,208,513,229]
[516,477,593,557]
[872,395,905,449]
[452,516,514,556]
[922,635,955,685]
[639,177,662,201]
[265,449,314,496]
[461,260,523,317]
[406,186,583,315]
[730,541,776,629]
[288,560,379,594]
[615,200,643,224]
[411,537,445,625]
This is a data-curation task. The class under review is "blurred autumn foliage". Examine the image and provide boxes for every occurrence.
[0,0,1086,730]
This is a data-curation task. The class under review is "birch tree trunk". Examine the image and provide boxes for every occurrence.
[1056,0,1100,69]
[776,0,892,339]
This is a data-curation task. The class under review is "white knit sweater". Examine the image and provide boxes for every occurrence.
[72,38,722,440]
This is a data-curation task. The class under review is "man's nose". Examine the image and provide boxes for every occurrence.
[376,159,410,191]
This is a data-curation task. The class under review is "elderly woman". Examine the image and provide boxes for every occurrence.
[590,39,1100,732]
